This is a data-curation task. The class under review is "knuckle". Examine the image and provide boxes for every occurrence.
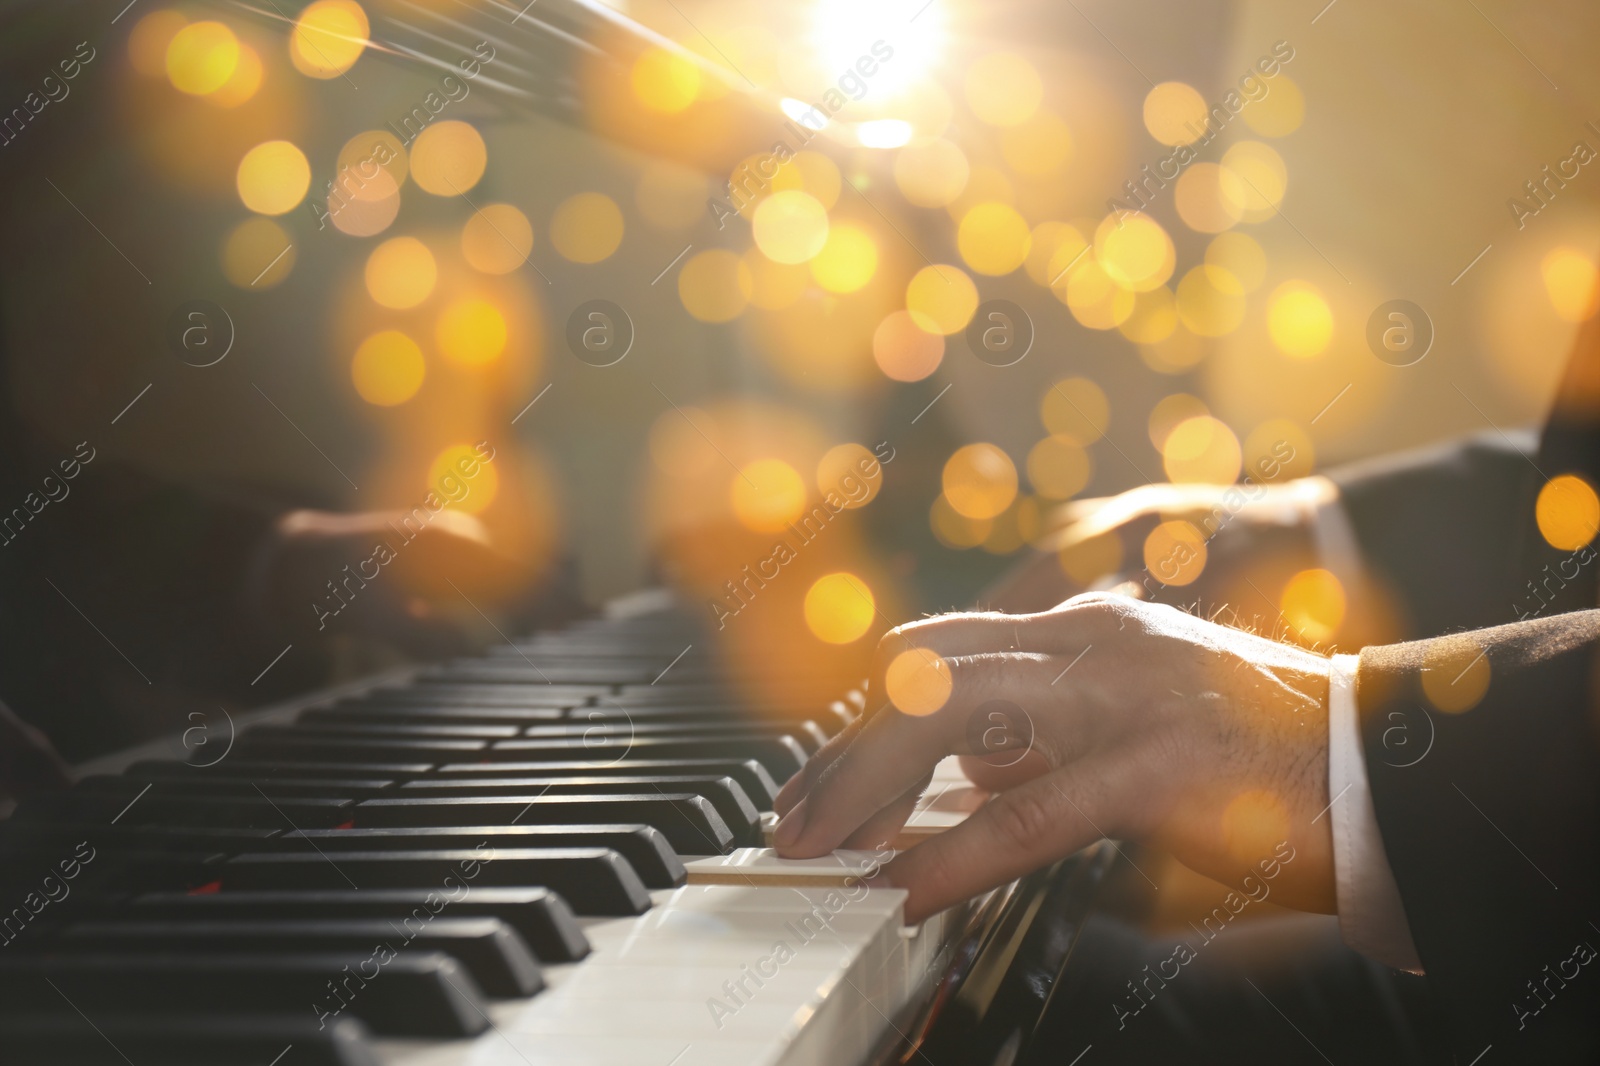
[986,789,1058,853]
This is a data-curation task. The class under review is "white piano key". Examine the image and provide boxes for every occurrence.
[684,848,894,887]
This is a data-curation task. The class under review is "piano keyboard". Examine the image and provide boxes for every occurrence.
[0,600,1054,1066]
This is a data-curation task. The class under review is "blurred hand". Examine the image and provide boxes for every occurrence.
[772,593,1335,924]
[0,699,72,804]
[263,508,525,657]
[983,480,1329,614]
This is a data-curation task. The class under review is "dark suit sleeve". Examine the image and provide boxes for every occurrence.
[1356,611,1600,1061]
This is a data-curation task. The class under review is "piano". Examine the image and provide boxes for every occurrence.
[0,596,1114,1065]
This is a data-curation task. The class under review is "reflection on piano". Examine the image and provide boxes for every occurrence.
[0,599,1111,1065]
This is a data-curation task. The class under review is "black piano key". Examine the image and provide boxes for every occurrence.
[587,701,854,736]
[431,758,780,808]
[426,662,669,684]
[14,790,356,830]
[301,704,566,726]
[222,847,652,916]
[0,953,490,1037]
[520,719,827,755]
[126,759,436,780]
[354,793,734,855]
[394,775,760,844]
[245,722,521,741]
[0,1012,380,1066]
[488,735,807,780]
[0,820,280,853]
[279,825,684,888]
[52,918,542,998]
[74,774,397,799]
[230,737,488,762]
[372,681,601,705]
[126,887,590,962]
[0,849,227,892]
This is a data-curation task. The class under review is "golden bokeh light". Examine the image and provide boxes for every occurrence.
[1026,221,1089,287]
[1141,326,1208,375]
[1221,141,1288,221]
[1536,474,1600,551]
[873,310,945,382]
[1220,789,1289,865]
[1142,81,1209,146]
[1161,415,1242,484]
[461,204,534,274]
[1147,393,1209,449]
[338,130,408,185]
[1205,231,1267,292]
[236,140,311,216]
[773,151,842,210]
[131,10,188,78]
[804,573,876,644]
[884,648,953,716]
[209,42,262,107]
[1040,377,1110,444]
[730,458,807,533]
[1240,75,1305,138]
[958,202,1032,276]
[351,330,425,406]
[428,443,499,515]
[1026,435,1092,499]
[1280,568,1346,643]
[550,192,624,263]
[752,190,829,264]
[678,249,752,323]
[1420,638,1491,714]
[817,442,881,506]
[290,0,369,79]
[1243,418,1315,480]
[221,217,296,289]
[1176,265,1247,336]
[906,264,979,335]
[329,169,400,237]
[410,121,487,196]
[1060,259,1135,330]
[1001,110,1072,177]
[1267,282,1334,358]
[1174,163,1246,233]
[943,443,1018,520]
[1541,247,1600,323]
[931,494,993,549]
[435,298,508,366]
[1095,213,1175,292]
[894,139,970,208]
[631,47,701,113]
[364,237,436,309]
[1143,520,1207,586]
[810,223,878,293]
[1118,286,1179,345]
[166,21,239,96]
[965,52,1043,127]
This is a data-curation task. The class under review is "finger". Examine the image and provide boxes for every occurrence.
[773,714,864,816]
[777,651,1070,858]
[840,772,932,851]
[886,761,1123,924]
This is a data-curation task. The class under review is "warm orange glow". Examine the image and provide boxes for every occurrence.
[208,42,262,107]
[906,265,979,335]
[221,218,295,289]
[166,21,239,96]
[131,10,188,79]
[1026,435,1091,499]
[435,298,507,366]
[410,121,487,196]
[817,443,881,507]
[428,444,499,514]
[1541,247,1600,323]
[351,330,425,406]
[1039,378,1110,445]
[943,443,1018,520]
[1176,265,1247,336]
[290,0,369,80]
[1147,394,1209,450]
[236,141,310,216]
[931,494,992,549]
[1280,569,1346,643]
[631,47,701,113]
[1267,282,1334,358]
[958,202,1031,276]
[730,458,807,533]
[965,52,1042,127]
[365,237,437,309]
[810,223,878,293]
[1161,415,1242,484]
[1220,790,1289,864]
[461,205,534,275]
[894,139,969,208]
[873,311,944,382]
[752,191,829,264]
[884,648,953,716]
[550,192,624,263]
[1536,474,1600,551]
[1060,530,1123,586]
[1143,520,1207,586]
[1143,81,1209,146]
[1420,638,1491,713]
[678,249,752,323]
[804,573,876,644]
[1095,213,1175,292]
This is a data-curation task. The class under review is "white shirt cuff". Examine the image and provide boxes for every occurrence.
[1328,653,1423,972]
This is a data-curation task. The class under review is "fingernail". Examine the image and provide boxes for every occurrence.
[772,798,807,850]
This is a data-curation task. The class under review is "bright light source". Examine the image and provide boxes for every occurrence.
[856,118,913,148]
[810,0,945,101]
[780,96,829,130]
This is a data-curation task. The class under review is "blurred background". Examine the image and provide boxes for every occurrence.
[2,0,1598,751]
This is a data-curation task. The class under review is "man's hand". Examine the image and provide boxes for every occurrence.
[772,593,1335,924]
